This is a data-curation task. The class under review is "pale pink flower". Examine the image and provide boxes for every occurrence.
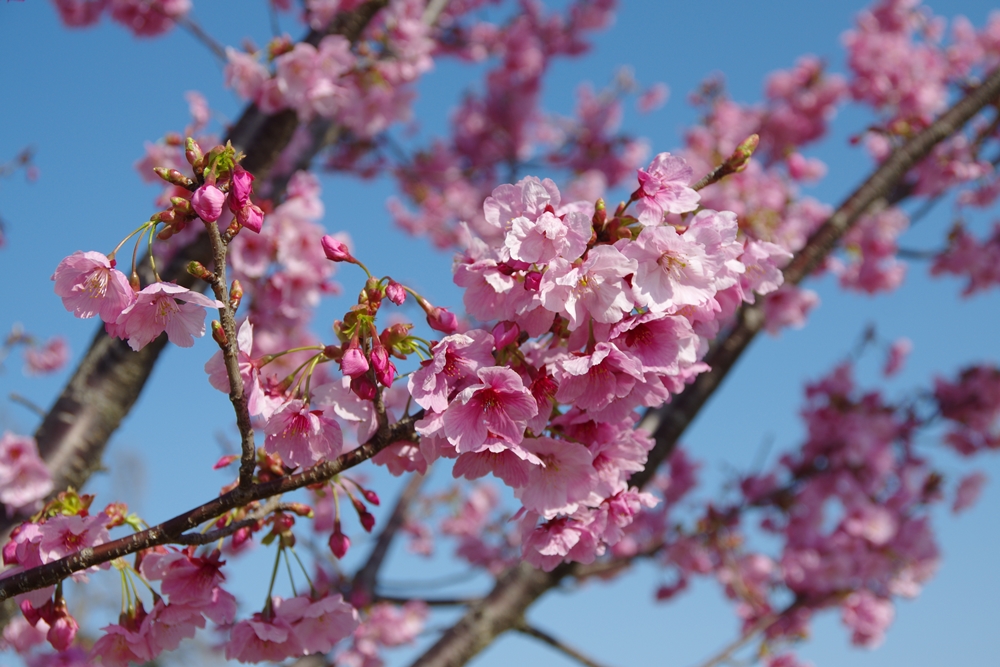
[37,513,110,565]
[204,319,267,416]
[141,601,205,653]
[883,338,912,377]
[264,399,344,468]
[278,593,358,654]
[108,0,190,37]
[952,472,987,513]
[408,330,495,413]
[504,209,591,264]
[114,283,223,351]
[24,337,69,375]
[442,367,538,454]
[516,437,596,518]
[841,591,894,647]
[91,623,152,667]
[634,152,700,225]
[225,47,269,101]
[553,343,646,418]
[0,432,52,511]
[637,83,669,113]
[539,246,637,329]
[225,606,304,663]
[52,251,135,323]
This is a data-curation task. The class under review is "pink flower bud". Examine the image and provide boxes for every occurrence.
[492,321,519,349]
[350,374,377,401]
[228,165,255,211]
[385,280,406,305]
[362,489,380,506]
[359,511,375,532]
[213,454,239,469]
[524,271,543,291]
[370,344,395,387]
[340,343,369,378]
[427,307,458,334]
[237,203,264,233]
[191,185,226,222]
[329,527,350,559]
[321,235,354,262]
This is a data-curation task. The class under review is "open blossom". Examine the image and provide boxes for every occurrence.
[278,593,359,654]
[264,399,344,468]
[52,251,135,323]
[225,606,304,663]
[634,152,700,225]
[0,432,52,511]
[204,319,268,417]
[24,337,69,375]
[408,329,495,413]
[539,245,637,329]
[442,366,538,455]
[114,283,224,351]
[516,437,596,518]
[504,209,591,264]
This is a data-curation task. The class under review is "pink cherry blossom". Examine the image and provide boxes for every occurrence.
[52,251,136,323]
[634,152,700,225]
[442,366,538,454]
[0,432,52,511]
[516,437,596,518]
[952,471,987,513]
[408,330,495,413]
[114,283,224,351]
[278,593,359,654]
[24,337,69,375]
[225,606,304,663]
[264,399,344,468]
[539,245,637,329]
[204,319,268,417]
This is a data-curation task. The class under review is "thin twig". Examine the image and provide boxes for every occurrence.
[515,621,616,667]
[8,393,46,419]
[175,15,228,63]
[373,594,478,607]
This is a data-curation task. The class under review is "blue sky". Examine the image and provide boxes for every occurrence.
[1,1,1000,666]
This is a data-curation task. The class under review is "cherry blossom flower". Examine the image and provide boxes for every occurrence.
[24,337,69,375]
[191,184,225,222]
[204,319,268,417]
[539,245,636,329]
[114,283,224,351]
[225,606,304,663]
[52,251,135,323]
[516,437,596,518]
[442,366,538,455]
[264,399,344,468]
[0,432,52,511]
[278,593,359,654]
[634,152,700,225]
[408,330,495,413]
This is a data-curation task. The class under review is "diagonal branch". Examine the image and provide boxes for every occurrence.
[404,65,1000,667]
[0,412,419,601]
[514,621,617,667]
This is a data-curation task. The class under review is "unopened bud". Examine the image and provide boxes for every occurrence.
[329,521,350,559]
[385,280,406,305]
[285,503,314,518]
[186,261,214,281]
[321,235,355,262]
[229,280,243,311]
[153,167,194,188]
[350,374,377,401]
[725,134,759,174]
[212,320,228,347]
[359,511,375,533]
[492,321,519,349]
[185,137,204,169]
[361,489,380,506]
[192,185,225,222]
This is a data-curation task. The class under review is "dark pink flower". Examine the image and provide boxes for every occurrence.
[264,400,344,468]
[321,234,354,262]
[191,185,225,222]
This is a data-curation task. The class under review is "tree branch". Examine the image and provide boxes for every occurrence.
[514,621,616,667]
[0,412,419,601]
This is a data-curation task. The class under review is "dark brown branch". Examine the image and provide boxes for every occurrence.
[514,621,616,667]
[373,594,477,607]
[404,66,1000,667]
[0,413,419,601]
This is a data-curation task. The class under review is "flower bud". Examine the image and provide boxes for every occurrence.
[329,521,350,559]
[524,271,543,291]
[228,165,255,211]
[229,279,243,311]
[192,185,225,222]
[492,321,519,349]
[370,344,395,387]
[153,167,194,188]
[361,489,380,506]
[340,341,369,378]
[186,261,214,281]
[359,511,375,532]
[385,280,406,305]
[237,203,264,233]
[321,235,354,262]
[350,374,377,401]
[211,320,228,347]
